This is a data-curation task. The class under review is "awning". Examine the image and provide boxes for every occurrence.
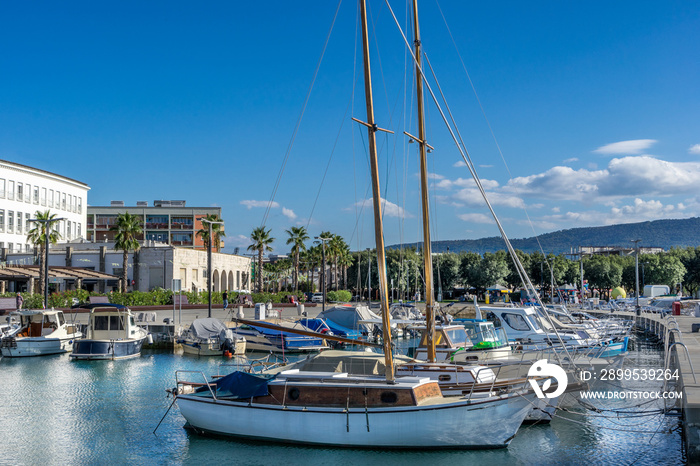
[0,265,117,281]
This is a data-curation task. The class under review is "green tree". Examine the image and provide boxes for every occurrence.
[433,252,460,297]
[26,210,62,298]
[584,255,622,300]
[196,213,226,252]
[111,212,143,293]
[248,226,274,293]
[285,226,309,291]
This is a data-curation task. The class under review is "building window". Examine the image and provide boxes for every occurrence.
[8,243,12,252]
[62,193,66,210]
[171,232,193,246]
[0,179,5,198]
[24,184,30,203]
[78,224,81,238]
[55,191,60,209]
[16,212,22,234]
[146,231,168,243]
[33,186,39,204]
[8,181,14,200]
[73,196,77,213]
[146,215,169,229]
[25,217,30,234]
[67,222,71,239]
[8,211,13,233]
[78,197,82,214]
[16,183,22,202]
[67,194,72,212]
[41,187,46,206]
[0,210,4,232]
[49,190,54,207]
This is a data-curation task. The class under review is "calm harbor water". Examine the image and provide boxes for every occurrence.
[0,336,685,465]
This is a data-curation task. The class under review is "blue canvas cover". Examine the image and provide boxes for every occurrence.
[196,371,275,399]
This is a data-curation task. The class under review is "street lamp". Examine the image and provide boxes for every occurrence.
[198,217,224,318]
[315,237,330,313]
[631,239,641,316]
[29,216,65,309]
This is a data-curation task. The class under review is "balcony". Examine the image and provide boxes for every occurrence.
[146,222,169,229]
[171,240,193,247]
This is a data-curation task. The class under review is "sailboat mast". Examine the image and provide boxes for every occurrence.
[412,0,436,362]
[359,0,394,381]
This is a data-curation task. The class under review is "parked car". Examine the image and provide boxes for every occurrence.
[311,293,324,303]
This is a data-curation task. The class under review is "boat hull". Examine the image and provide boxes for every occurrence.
[181,339,246,356]
[1,335,78,357]
[176,393,533,448]
[70,337,146,360]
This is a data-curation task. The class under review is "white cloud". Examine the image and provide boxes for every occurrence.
[227,235,252,248]
[479,164,494,168]
[457,213,494,224]
[351,198,413,218]
[689,144,700,155]
[452,187,525,209]
[240,200,279,209]
[503,156,700,201]
[282,207,297,220]
[453,160,467,168]
[593,139,657,155]
[428,172,445,180]
[563,157,579,163]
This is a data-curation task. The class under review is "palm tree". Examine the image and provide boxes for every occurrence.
[111,212,143,293]
[26,210,62,297]
[248,226,274,292]
[338,245,354,290]
[285,226,309,292]
[329,234,346,291]
[196,213,226,252]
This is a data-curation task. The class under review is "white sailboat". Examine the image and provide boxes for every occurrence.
[173,0,537,448]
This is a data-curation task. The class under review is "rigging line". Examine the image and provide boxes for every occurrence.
[304,93,354,231]
[261,0,343,227]
[383,0,573,366]
[423,52,528,293]
[434,0,557,265]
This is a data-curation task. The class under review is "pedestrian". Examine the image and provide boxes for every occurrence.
[16,292,24,310]
[222,290,229,310]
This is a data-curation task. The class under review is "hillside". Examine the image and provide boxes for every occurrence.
[389,217,700,255]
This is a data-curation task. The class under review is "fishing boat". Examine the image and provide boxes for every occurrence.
[178,317,246,356]
[70,303,150,360]
[0,309,82,357]
[173,0,537,448]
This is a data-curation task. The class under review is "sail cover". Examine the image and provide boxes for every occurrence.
[316,305,379,334]
[206,371,275,399]
[189,318,227,339]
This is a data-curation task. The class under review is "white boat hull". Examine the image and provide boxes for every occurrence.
[1,335,78,357]
[176,392,533,448]
[181,339,246,356]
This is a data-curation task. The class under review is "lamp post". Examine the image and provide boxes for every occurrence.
[315,236,330,313]
[631,239,641,316]
[198,218,224,318]
[29,216,65,309]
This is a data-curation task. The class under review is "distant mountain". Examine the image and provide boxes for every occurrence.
[389,217,700,255]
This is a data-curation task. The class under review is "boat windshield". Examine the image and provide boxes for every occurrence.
[445,328,468,346]
[501,313,531,332]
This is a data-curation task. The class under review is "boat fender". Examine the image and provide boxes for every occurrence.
[147,334,154,345]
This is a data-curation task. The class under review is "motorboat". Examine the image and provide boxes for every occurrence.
[178,318,246,356]
[70,303,150,360]
[1,309,82,357]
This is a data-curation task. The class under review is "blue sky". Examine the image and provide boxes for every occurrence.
[2,1,699,255]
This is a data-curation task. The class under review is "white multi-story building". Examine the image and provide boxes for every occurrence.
[0,160,89,253]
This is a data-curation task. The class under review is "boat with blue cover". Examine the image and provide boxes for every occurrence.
[226,320,327,353]
[70,303,150,360]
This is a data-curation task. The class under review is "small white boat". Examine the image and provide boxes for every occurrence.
[179,318,246,356]
[1,309,82,358]
[70,304,150,361]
